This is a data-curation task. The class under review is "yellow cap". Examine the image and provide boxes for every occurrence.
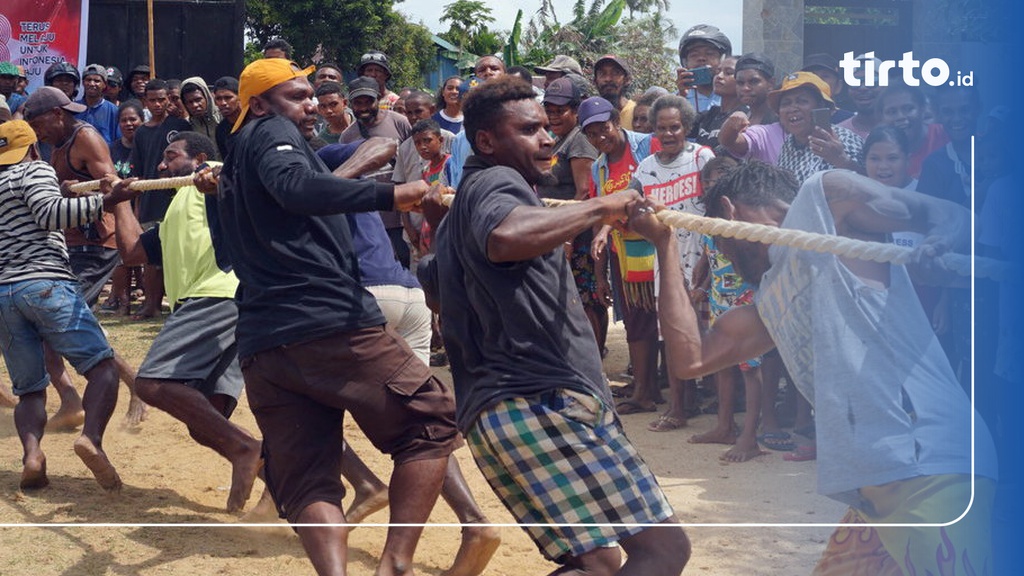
[0,120,38,166]
[232,58,316,134]
[767,71,835,112]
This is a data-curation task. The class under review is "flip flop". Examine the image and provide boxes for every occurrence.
[648,415,686,432]
[784,445,817,461]
[757,432,795,451]
[614,399,657,414]
[611,384,636,398]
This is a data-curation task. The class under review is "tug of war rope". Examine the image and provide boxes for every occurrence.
[66,175,1005,281]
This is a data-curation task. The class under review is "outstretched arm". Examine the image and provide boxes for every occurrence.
[487,191,639,263]
[629,200,775,380]
[824,170,969,254]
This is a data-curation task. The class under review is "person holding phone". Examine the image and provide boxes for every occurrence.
[773,72,863,183]
[675,24,732,113]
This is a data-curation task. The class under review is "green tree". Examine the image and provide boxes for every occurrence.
[245,0,435,89]
[623,0,670,19]
[521,0,625,70]
[440,0,496,53]
[520,0,676,93]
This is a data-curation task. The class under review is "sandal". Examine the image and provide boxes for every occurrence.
[614,399,658,414]
[610,384,635,398]
[757,432,795,451]
[783,445,817,461]
[648,415,687,432]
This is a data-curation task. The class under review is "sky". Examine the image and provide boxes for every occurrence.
[396,0,744,55]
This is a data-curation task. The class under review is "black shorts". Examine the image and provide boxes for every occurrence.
[240,324,459,523]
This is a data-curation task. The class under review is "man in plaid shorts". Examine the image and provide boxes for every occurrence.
[430,76,689,575]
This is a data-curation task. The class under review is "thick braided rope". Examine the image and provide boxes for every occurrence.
[67,175,197,194]
[441,194,1005,280]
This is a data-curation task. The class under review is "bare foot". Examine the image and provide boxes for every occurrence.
[0,386,17,408]
[122,396,149,429]
[47,404,86,432]
[73,436,122,492]
[441,525,501,576]
[721,438,767,463]
[227,443,262,513]
[20,452,49,490]
[344,483,390,524]
[688,425,739,445]
[240,487,281,523]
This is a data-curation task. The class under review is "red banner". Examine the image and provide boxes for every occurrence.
[0,0,90,93]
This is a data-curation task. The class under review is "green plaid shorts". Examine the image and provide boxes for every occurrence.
[466,388,674,562]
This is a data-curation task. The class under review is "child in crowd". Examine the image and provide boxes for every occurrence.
[412,118,451,253]
[688,155,769,462]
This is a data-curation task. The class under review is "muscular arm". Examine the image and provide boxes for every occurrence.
[632,203,775,380]
[73,126,117,180]
[487,192,636,263]
[109,199,149,266]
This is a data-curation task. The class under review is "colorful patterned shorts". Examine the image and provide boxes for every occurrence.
[466,389,674,562]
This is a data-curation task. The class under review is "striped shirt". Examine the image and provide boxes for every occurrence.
[0,161,104,285]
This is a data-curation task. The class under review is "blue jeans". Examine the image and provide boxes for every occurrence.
[0,278,113,395]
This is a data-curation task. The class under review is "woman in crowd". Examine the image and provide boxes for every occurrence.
[536,77,606,356]
[877,84,947,177]
[690,55,740,148]
[581,97,662,421]
[100,100,145,316]
[432,75,463,134]
[628,94,715,424]
[772,71,863,183]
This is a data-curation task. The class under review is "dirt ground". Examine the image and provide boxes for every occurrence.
[0,318,845,575]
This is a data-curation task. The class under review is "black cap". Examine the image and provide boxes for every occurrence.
[213,76,239,94]
[105,66,124,85]
[348,76,380,100]
[802,53,840,74]
[129,65,151,79]
[735,52,775,80]
[543,77,580,106]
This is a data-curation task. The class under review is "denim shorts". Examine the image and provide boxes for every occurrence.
[0,278,114,395]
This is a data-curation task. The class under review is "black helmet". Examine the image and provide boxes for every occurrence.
[678,24,732,64]
[45,61,81,86]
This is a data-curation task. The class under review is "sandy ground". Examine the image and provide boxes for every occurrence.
[0,320,846,575]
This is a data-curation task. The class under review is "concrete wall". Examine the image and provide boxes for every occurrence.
[743,0,805,78]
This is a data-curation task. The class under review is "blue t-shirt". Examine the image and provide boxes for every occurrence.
[75,98,121,144]
[317,141,420,290]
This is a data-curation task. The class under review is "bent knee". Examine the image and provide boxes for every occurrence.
[624,524,690,574]
[133,377,161,403]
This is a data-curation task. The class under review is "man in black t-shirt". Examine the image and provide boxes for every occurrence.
[216,58,456,576]
[430,76,690,575]
[130,78,191,318]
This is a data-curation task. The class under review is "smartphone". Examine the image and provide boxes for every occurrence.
[812,108,832,131]
[690,65,714,87]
